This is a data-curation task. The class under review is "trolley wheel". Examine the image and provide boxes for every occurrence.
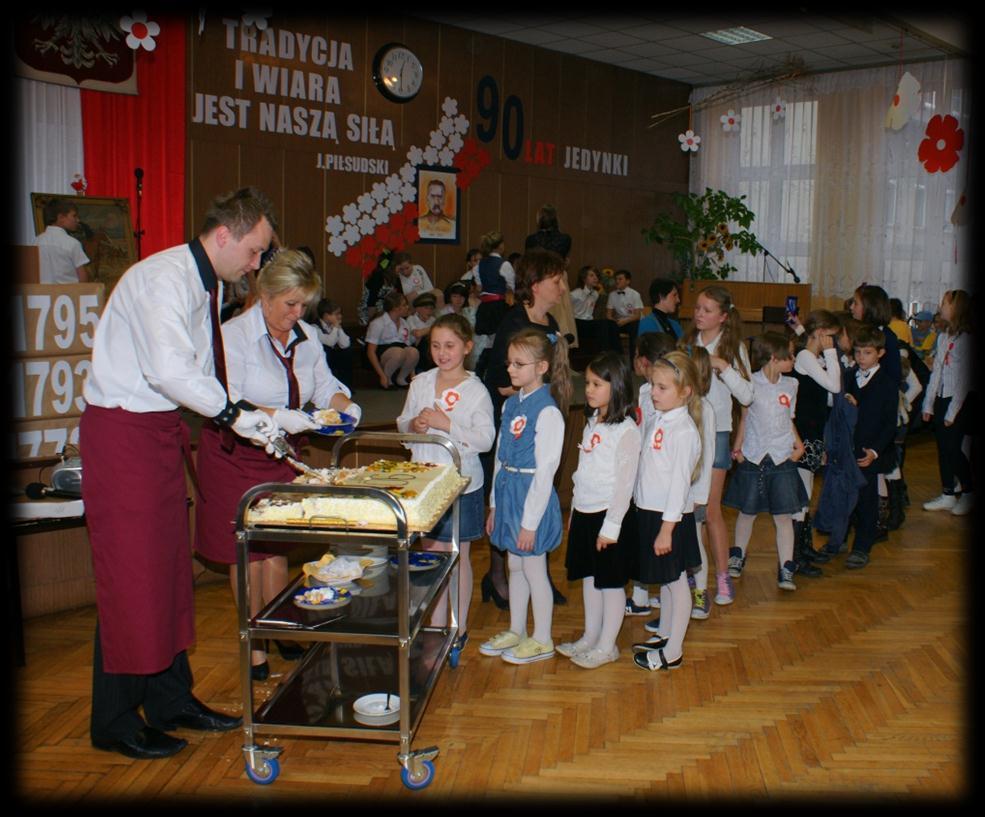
[401,759,435,790]
[245,756,280,785]
[448,646,461,669]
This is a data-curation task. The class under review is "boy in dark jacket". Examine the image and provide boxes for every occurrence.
[843,326,899,568]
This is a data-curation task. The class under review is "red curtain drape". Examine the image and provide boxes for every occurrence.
[80,15,185,259]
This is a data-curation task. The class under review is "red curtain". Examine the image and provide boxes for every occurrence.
[80,15,186,259]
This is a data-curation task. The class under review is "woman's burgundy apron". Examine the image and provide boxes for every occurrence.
[80,404,196,675]
[193,424,297,564]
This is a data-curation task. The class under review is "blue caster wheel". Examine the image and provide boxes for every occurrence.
[401,759,435,790]
[448,647,461,668]
[245,757,280,785]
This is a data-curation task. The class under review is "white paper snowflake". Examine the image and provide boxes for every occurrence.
[399,163,417,184]
[438,147,455,166]
[357,214,376,235]
[442,97,458,118]
[387,193,404,213]
[439,118,455,136]
[342,224,360,244]
[357,192,375,213]
[400,183,416,203]
[423,146,439,164]
[406,146,424,166]
[720,110,741,132]
[447,133,464,153]
[328,235,347,256]
[325,215,345,235]
[429,129,446,149]
[342,203,360,224]
[370,182,388,202]
[386,174,402,193]
[373,203,390,223]
[452,115,469,134]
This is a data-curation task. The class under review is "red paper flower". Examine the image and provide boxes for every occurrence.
[918,114,964,173]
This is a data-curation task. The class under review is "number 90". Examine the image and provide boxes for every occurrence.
[475,75,524,161]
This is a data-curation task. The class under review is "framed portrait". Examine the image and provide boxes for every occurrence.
[30,193,136,293]
[416,167,459,244]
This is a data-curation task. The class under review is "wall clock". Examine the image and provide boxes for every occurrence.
[372,42,423,103]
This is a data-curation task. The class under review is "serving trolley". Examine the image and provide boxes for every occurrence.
[233,431,468,789]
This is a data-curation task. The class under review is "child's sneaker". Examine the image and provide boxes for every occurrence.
[556,638,592,658]
[727,547,746,578]
[625,599,650,616]
[952,492,974,516]
[923,493,957,511]
[500,637,554,664]
[643,616,662,633]
[777,560,797,591]
[690,588,710,619]
[570,645,620,669]
[479,630,522,656]
[714,572,735,605]
[648,595,661,608]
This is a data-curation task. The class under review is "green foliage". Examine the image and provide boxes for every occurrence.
[642,188,761,281]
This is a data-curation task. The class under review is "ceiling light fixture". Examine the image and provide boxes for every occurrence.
[701,26,772,45]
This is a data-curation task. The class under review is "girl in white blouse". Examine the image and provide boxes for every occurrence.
[683,285,753,607]
[559,352,640,669]
[722,332,808,591]
[396,314,496,653]
[365,290,418,388]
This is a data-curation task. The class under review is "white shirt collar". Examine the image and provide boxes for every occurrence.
[856,364,879,384]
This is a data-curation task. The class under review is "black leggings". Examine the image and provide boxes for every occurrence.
[931,395,973,494]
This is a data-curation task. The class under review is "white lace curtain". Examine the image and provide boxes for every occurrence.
[13,77,85,246]
[689,59,971,314]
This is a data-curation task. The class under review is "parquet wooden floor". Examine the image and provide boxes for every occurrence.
[13,432,969,803]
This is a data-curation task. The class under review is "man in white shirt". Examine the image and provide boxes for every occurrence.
[33,198,90,283]
[81,187,282,761]
[605,269,644,362]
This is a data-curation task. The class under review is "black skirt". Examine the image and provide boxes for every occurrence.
[565,507,636,589]
[634,507,700,585]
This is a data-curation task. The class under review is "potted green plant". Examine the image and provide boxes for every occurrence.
[643,188,761,280]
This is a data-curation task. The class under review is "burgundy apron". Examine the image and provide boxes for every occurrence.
[81,405,196,675]
[194,424,297,564]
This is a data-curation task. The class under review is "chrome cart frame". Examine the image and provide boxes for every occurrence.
[233,432,464,789]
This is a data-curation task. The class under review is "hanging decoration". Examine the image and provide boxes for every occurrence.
[242,9,272,30]
[70,173,88,196]
[885,71,920,130]
[917,114,964,174]
[771,97,786,120]
[325,96,490,277]
[720,109,741,132]
[120,12,160,51]
[678,130,700,152]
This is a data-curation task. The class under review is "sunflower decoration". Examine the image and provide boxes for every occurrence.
[697,238,711,253]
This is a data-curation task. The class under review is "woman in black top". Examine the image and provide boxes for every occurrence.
[481,248,569,606]
[357,251,400,326]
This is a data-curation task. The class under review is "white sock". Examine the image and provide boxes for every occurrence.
[663,572,692,662]
[693,521,709,591]
[734,513,755,557]
[522,553,553,644]
[506,552,530,637]
[596,588,625,653]
[581,579,603,648]
[658,584,672,640]
[775,514,794,566]
[631,582,649,607]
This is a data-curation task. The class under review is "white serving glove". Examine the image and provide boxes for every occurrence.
[231,409,280,453]
[343,402,362,426]
[273,408,322,434]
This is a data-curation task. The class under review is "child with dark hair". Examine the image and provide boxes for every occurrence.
[560,352,641,669]
[840,326,899,568]
[605,269,644,363]
[638,278,683,340]
[314,298,353,392]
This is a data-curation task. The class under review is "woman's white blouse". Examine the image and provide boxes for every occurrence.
[366,312,411,346]
[222,304,350,409]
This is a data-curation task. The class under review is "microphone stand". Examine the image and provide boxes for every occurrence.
[758,244,800,283]
[134,167,145,260]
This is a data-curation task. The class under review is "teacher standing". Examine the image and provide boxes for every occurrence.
[194,249,362,680]
[81,187,283,760]
[524,204,577,347]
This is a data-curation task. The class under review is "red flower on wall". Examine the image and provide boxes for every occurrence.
[918,114,964,173]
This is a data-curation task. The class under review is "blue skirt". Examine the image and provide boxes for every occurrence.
[426,487,484,542]
[723,456,808,515]
[490,468,562,556]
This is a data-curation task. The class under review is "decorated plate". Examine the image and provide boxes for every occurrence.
[309,410,358,436]
[389,552,443,572]
[293,585,352,610]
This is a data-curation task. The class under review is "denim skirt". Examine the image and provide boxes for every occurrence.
[723,455,808,515]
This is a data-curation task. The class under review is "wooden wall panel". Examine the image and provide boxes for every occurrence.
[187,14,691,317]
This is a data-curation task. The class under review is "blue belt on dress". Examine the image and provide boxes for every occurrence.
[501,464,537,474]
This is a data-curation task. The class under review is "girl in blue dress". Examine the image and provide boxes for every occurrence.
[479,328,572,664]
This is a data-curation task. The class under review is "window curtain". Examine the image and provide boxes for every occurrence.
[690,60,971,313]
[13,78,85,246]
[80,14,186,259]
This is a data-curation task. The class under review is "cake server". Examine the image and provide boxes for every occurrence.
[269,435,325,481]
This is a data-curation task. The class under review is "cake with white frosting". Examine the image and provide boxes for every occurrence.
[247,459,468,531]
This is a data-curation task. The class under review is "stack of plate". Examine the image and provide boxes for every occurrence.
[352,693,400,726]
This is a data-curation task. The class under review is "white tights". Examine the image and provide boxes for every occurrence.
[380,346,419,385]
[578,581,625,653]
[656,571,692,662]
[734,512,795,567]
[424,539,472,636]
[507,552,553,644]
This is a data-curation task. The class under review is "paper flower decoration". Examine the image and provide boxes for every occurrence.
[399,164,417,184]
[325,215,344,235]
[120,12,160,51]
[70,173,88,195]
[442,97,458,118]
[771,98,786,120]
[406,146,424,166]
[720,110,741,132]
[918,114,964,174]
[886,71,920,131]
[678,130,700,152]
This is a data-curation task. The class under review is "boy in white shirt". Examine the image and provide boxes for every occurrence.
[605,269,643,363]
[407,292,437,371]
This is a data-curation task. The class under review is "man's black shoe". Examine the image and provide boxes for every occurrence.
[93,726,187,760]
[152,699,242,732]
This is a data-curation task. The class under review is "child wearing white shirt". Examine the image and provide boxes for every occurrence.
[314,298,353,392]
[723,332,808,591]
